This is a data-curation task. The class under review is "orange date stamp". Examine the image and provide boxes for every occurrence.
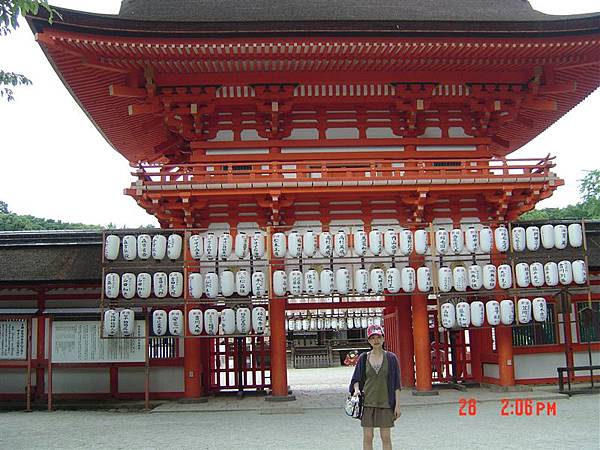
[458,398,557,416]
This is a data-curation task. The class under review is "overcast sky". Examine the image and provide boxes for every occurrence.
[0,0,598,227]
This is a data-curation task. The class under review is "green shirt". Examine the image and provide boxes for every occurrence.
[363,353,390,408]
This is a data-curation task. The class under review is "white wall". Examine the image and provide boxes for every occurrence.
[483,363,499,378]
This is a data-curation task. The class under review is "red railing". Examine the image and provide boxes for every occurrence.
[131,155,556,188]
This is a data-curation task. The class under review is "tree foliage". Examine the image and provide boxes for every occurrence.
[520,169,600,220]
[1,0,55,101]
[0,202,102,231]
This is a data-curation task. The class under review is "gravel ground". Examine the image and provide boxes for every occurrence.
[0,395,598,449]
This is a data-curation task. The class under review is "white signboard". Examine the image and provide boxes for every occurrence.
[0,320,27,360]
[52,321,145,363]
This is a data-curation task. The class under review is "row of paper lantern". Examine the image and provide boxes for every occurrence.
[103,307,267,337]
[440,298,548,329]
[285,315,382,332]
[104,270,267,299]
[104,234,184,261]
[270,260,587,296]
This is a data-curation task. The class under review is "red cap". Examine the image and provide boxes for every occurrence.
[367,324,384,338]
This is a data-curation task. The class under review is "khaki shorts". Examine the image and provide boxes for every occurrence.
[361,406,396,428]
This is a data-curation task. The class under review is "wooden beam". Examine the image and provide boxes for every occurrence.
[128,104,162,116]
[521,98,557,112]
[109,85,147,98]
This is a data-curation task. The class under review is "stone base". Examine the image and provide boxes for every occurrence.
[412,389,440,396]
[484,384,533,393]
[265,394,297,402]
[177,397,209,404]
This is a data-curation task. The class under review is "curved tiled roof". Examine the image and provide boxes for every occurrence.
[118,0,598,23]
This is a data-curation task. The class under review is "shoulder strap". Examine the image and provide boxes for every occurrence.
[361,351,370,384]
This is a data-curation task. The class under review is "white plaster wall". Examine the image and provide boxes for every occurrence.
[483,363,499,378]
[47,368,109,394]
[573,351,600,366]
[119,367,184,393]
[0,369,36,393]
[514,353,566,380]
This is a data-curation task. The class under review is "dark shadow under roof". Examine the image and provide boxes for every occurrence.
[117,0,598,23]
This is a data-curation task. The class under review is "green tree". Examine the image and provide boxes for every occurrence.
[520,169,600,220]
[1,0,55,101]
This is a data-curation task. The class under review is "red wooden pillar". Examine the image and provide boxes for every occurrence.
[184,337,203,398]
[496,325,515,386]
[469,328,483,382]
[397,298,415,387]
[269,294,290,398]
[412,292,433,392]
[35,289,46,400]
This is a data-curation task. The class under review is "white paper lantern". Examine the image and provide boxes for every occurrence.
[152,235,167,260]
[335,268,351,294]
[167,234,183,260]
[374,316,382,327]
[554,225,568,250]
[188,309,203,335]
[485,301,501,326]
[470,301,485,327]
[168,310,183,336]
[236,308,252,334]
[204,233,217,260]
[105,273,120,299]
[450,228,464,254]
[122,235,137,260]
[530,262,544,287]
[401,267,416,293]
[119,309,134,337]
[347,317,354,329]
[399,229,413,256]
[468,265,483,290]
[251,231,265,258]
[235,232,249,258]
[303,230,317,257]
[188,273,204,299]
[153,272,168,298]
[136,273,151,299]
[104,235,120,261]
[221,309,236,335]
[273,270,287,296]
[104,309,119,336]
[500,300,514,325]
[289,270,303,295]
[360,317,368,329]
[335,230,348,257]
[498,264,513,289]
[312,318,321,331]
[384,229,399,256]
[435,228,449,255]
[352,317,360,329]
[540,225,555,250]
[544,262,559,286]
[414,229,429,255]
[251,271,266,297]
[287,231,302,258]
[494,226,509,252]
[441,303,456,329]
[189,235,203,259]
[169,272,183,297]
[205,272,219,298]
[572,260,588,285]
[252,307,267,334]
[121,273,136,299]
[220,270,235,297]
[526,226,540,251]
[386,267,401,294]
[370,268,385,294]
[218,232,233,260]
[137,234,152,260]
[511,227,526,252]
[236,269,251,296]
[558,260,573,285]
[453,266,467,292]
[152,310,167,336]
[317,318,324,330]
[305,269,319,295]
[483,264,497,290]
[517,298,532,324]
[416,266,431,292]
[515,263,530,288]
[319,232,333,257]
[368,229,383,256]
[355,268,369,294]
[320,269,335,295]
[204,309,219,335]
[479,227,493,253]
[568,223,583,248]
[532,298,547,322]
[438,267,452,293]
[456,302,471,328]
[465,227,479,253]
[353,230,368,256]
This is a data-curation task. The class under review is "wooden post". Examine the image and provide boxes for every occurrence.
[397,298,416,387]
